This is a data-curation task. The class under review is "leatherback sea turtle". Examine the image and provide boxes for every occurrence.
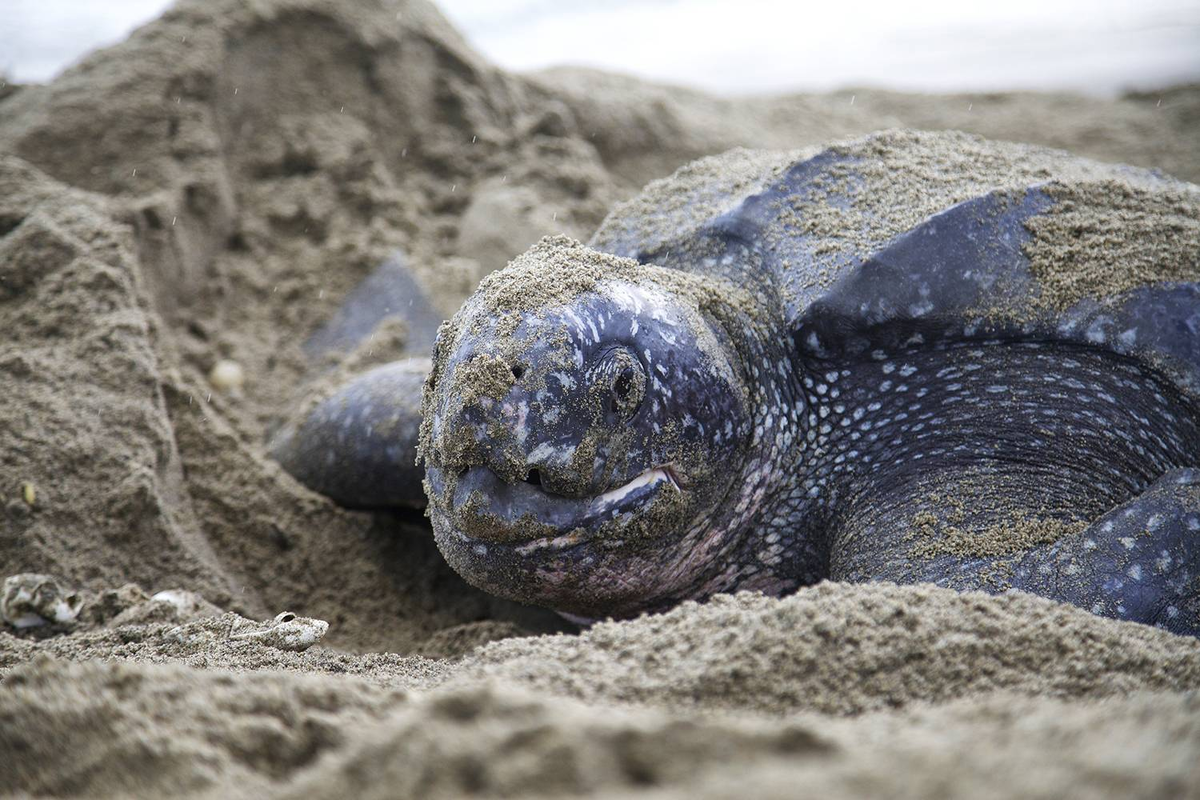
[274,131,1200,634]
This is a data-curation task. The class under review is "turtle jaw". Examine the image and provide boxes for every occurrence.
[430,462,683,548]
[424,461,699,615]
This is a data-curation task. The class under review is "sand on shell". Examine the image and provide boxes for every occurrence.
[2,0,1200,796]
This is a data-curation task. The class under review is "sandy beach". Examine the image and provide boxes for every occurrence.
[2,0,1199,796]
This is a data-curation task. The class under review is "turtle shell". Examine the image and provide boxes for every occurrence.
[591,130,1200,396]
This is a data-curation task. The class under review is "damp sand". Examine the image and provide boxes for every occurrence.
[2,0,1200,796]
[4,585,1200,797]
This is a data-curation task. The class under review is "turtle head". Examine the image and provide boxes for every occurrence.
[419,237,761,618]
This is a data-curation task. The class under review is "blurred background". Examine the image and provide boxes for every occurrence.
[3,0,1198,94]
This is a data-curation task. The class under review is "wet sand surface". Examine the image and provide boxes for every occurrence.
[2,1,1199,796]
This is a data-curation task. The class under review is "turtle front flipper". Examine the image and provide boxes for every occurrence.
[272,251,445,509]
[304,252,444,362]
[1010,467,1200,635]
[822,333,1200,635]
[832,467,1200,636]
[270,359,429,508]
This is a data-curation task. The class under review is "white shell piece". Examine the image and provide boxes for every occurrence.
[229,611,330,651]
[1,574,82,629]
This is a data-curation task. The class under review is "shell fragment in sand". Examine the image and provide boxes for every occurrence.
[1,574,82,629]
[228,611,329,651]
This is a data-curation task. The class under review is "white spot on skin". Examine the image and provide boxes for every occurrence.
[550,372,576,390]
[527,442,569,465]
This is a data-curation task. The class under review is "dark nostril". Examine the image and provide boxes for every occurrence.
[613,367,633,401]
[589,347,645,419]
[524,468,542,486]
[456,466,470,478]
[609,363,643,416]
[511,364,525,380]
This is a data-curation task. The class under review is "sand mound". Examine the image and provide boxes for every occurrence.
[3,584,1200,797]
[2,0,1200,796]
[0,156,239,605]
[465,585,1200,716]
[281,688,1200,800]
[0,153,564,654]
[8,658,1198,799]
[8,583,1196,708]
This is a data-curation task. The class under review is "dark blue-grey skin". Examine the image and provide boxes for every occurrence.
[277,131,1200,634]
[271,254,442,508]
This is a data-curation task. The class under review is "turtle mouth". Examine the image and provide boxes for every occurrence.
[439,463,683,550]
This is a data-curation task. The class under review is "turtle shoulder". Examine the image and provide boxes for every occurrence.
[588,147,807,284]
[767,132,1200,397]
[599,130,1200,396]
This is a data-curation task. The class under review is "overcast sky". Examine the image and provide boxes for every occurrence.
[2,0,1198,95]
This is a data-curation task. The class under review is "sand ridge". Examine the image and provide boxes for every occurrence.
[2,0,1200,796]
[3,583,1200,797]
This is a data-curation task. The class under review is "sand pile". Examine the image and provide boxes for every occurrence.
[7,657,1199,799]
[2,0,1200,796]
[4,585,1200,797]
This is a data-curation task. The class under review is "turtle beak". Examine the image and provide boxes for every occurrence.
[436,462,680,546]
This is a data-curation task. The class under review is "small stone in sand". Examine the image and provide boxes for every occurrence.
[208,359,246,393]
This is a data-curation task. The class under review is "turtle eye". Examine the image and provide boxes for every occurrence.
[592,347,646,420]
